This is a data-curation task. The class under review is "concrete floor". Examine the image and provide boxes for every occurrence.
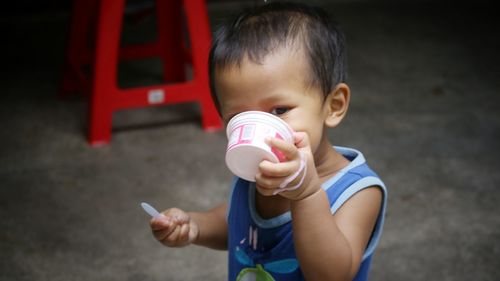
[1,1,500,281]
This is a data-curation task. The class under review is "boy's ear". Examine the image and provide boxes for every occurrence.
[324,83,350,128]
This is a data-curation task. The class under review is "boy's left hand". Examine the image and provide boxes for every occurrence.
[255,132,321,201]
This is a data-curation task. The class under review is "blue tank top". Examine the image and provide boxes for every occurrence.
[226,147,388,281]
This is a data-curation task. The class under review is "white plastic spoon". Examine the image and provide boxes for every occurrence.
[141,202,161,218]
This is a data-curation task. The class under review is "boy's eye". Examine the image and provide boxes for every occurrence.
[270,107,289,116]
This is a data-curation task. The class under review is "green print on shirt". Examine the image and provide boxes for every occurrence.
[237,264,275,281]
[235,246,299,281]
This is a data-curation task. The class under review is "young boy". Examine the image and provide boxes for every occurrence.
[149,2,387,281]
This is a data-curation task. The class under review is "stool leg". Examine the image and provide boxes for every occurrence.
[183,0,222,131]
[88,0,125,146]
[61,0,98,96]
[156,0,185,82]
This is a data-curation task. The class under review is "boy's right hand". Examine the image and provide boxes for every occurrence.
[150,208,199,248]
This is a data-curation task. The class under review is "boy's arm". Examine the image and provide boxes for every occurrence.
[189,203,228,250]
[260,134,382,281]
[291,186,382,281]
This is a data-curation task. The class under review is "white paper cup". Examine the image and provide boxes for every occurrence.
[225,111,294,181]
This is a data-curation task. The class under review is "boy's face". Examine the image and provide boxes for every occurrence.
[214,48,331,155]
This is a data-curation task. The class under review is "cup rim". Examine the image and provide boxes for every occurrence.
[226,111,294,141]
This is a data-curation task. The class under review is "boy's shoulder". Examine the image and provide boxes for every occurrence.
[324,146,386,203]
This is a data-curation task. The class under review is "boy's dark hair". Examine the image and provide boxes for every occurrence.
[208,1,347,114]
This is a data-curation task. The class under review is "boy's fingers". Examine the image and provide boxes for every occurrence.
[293,132,309,149]
[148,207,193,247]
[266,137,299,160]
[153,221,176,241]
[255,184,277,197]
[255,174,283,196]
[157,209,190,226]
[173,212,190,224]
[258,160,298,177]
[150,215,172,230]
[177,223,190,244]
[164,208,186,219]
[162,225,182,245]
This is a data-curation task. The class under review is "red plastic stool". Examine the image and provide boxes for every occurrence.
[62,0,222,146]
